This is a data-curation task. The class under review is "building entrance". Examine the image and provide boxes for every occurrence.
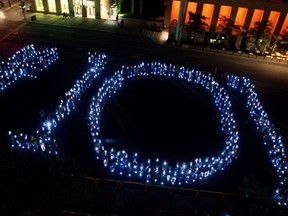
[73,0,95,18]
[73,0,82,16]
[86,0,95,18]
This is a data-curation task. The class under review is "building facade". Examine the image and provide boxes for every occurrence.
[30,0,146,19]
[31,0,288,38]
[30,0,114,19]
[164,0,288,37]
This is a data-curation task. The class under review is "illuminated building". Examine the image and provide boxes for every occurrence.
[164,0,288,42]
[30,1,288,38]
[29,0,152,19]
[30,0,113,19]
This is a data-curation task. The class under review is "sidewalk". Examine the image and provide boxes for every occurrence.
[25,11,288,64]
[0,1,166,44]
[29,12,166,43]
[0,3,168,60]
[1,3,287,64]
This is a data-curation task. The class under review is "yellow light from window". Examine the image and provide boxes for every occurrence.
[249,9,264,30]
[280,13,288,35]
[185,2,197,23]
[202,3,215,31]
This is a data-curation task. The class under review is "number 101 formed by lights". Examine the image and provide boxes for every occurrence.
[2,45,288,206]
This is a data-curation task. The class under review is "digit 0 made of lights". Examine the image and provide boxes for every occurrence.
[2,47,287,206]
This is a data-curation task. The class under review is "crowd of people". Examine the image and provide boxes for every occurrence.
[4,46,287,206]
[226,75,288,206]
[9,51,107,155]
[90,61,240,186]
[0,44,58,92]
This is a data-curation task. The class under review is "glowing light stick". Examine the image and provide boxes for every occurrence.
[9,52,107,154]
[0,44,58,92]
[226,75,288,206]
[5,51,288,206]
[89,62,239,185]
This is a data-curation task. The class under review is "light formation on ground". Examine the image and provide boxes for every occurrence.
[1,46,287,206]
[0,44,58,92]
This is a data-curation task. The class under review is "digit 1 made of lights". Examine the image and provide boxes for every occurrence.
[8,51,107,154]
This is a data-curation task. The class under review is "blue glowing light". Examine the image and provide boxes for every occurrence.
[8,51,107,154]
[226,75,288,206]
[3,48,288,206]
[89,62,239,185]
[0,44,58,92]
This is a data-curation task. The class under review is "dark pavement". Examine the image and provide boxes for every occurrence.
[1,2,288,215]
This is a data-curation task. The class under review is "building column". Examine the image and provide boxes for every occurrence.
[164,0,172,29]
[229,6,238,24]
[95,0,100,19]
[139,0,143,15]
[210,4,221,32]
[43,0,48,13]
[196,2,203,15]
[274,12,287,36]
[82,0,87,17]
[131,0,134,13]
[262,10,270,23]
[261,10,273,35]
[175,0,188,43]
[30,0,36,12]
[243,8,254,32]
[69,0,74,15]
[55,0,62,15]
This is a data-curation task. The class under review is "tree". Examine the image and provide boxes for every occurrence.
[275,27,288,55]
[238,173,276,216]
[217,15,242,50]
[249,20,274,54]
[186,11,208,42]
[280,26,288,41]
[217,15,241,35]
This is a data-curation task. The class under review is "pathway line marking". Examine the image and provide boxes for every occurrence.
[0,22,26,42]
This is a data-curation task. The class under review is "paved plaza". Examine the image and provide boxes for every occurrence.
[1,1,288,215]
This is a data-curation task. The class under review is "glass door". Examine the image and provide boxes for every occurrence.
[73,0,82,16]
[87,0,95,18]
[35,0,44,12]
[61,0,69,14]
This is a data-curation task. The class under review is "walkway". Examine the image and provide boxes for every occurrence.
[0,1,166,44]
[0,1,287,65]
